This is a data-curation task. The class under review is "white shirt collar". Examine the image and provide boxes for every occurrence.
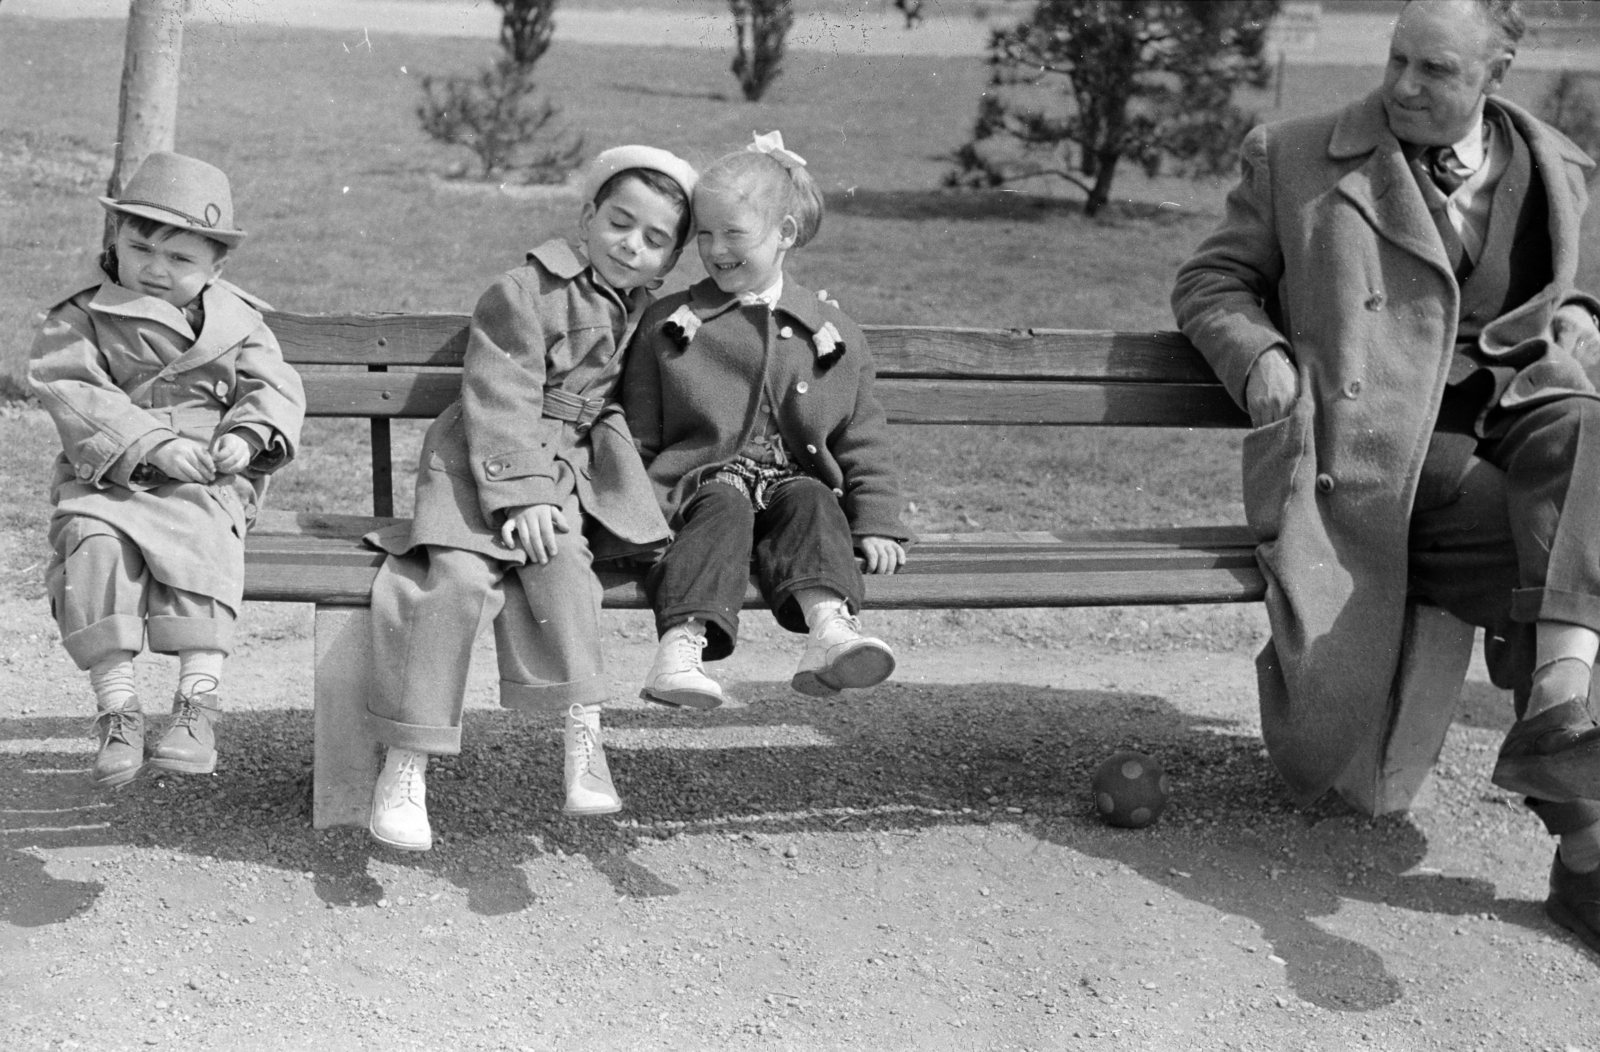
[738,275,784,308]
[1446,118,1488,172]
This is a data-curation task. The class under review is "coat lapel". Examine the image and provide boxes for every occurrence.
[151,282,259,378]
[1330,92,1457,285]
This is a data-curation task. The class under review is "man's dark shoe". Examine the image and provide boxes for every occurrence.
[146,692,220,775]
[1491,698,1600,802]
[91,705,145,789]
[1547,850,1600,956]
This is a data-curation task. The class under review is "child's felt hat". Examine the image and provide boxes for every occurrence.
[582,145,698,205]
[98,152,246,247]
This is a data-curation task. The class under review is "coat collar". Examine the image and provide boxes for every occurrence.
[86,276,264,377]
[528,237,649,317]
[682,276,829,334]
[1329,90,1458,284]
[528,238,587,280]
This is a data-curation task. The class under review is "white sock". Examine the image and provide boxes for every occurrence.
[795,588,848,631]
[177,649,224,699]
[89,652,138,711]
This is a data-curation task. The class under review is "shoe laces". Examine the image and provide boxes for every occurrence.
[567,707,602,774]
[92,707,140,745]
[170,697,212,733]
[386,752,426,808]
[670,629,710,670]
[818,609,864,639]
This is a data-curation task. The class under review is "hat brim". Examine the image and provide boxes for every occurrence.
[99,198,247,247]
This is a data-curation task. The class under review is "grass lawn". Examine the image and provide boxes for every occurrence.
[1,14,1595,601]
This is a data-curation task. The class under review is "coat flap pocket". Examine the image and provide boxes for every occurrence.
[479,447,555,483]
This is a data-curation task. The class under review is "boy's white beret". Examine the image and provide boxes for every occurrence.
[583,146,698,203]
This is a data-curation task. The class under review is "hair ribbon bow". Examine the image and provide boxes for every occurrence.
[748,130,807,170]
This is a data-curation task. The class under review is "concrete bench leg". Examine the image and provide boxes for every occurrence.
[312,604,382,829]
[1334,602,1476,816]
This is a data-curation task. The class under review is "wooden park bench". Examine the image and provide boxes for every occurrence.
[251,312,1478,828]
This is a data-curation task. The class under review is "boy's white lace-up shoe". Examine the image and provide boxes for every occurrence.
[563,703,622,816]
[369,747,432,852]
[791,609,896,697]
[639,624,725,710]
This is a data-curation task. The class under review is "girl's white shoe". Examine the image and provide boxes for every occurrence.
[370,747,432,851]
[564,703,622,816]
[791,609,896,697]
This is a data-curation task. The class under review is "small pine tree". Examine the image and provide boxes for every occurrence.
[950,0,1279,216]
[730,0,794,102]
[416,0,584,183]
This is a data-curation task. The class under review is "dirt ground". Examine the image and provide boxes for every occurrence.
[5,575,1600,1051]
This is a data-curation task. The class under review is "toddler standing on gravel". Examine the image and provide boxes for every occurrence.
[623,131,911,710]
[29,152,306,790]
[361,146,696,851]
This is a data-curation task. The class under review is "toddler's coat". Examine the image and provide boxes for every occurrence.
[364,240,670,749]
[624,276,908,541]
[30,276,305,663]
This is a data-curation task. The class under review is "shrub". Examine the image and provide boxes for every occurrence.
[415,0,584,184]
[730,0,794,102]
[949,0,1279,216]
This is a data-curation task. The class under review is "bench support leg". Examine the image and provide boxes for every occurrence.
[1333,602,1476,816]
[312,604,382,829]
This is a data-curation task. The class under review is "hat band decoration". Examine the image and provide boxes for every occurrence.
[116,198,226,230]
[748,130,807,170]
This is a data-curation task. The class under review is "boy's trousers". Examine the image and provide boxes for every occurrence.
[366,494,607,755]
[47,515,235,668]
[647,477,864,661]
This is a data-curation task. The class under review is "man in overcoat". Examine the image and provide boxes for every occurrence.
[1172,0,1600,949]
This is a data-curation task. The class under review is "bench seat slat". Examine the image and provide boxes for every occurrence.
[300,373,1249,427]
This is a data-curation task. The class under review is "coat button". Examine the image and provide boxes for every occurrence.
[796,381,808,394]
[486,462,503,477]
[806,444,818,454]
[76,463,93,480]
[779,326,794,339]
[832,487,844,498]
[214,380,229,398]
[1343,379,1362,398]
[1316,473,1334,494]
[1364,293,1385,311]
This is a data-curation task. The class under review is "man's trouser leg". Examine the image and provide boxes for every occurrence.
[1410,434,1600,834]
[368,545,505,755]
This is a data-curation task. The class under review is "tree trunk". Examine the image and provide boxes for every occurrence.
[1083,152,1119,217]
[106,0,189,244]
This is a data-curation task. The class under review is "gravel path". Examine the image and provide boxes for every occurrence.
[6,581,1600,1050]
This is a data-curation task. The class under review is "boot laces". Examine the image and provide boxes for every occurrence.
[93,707,139,745]
[568,709,602,774]
[671,630,709,671]
[819,609,865,640]
[387,752,426,807]
[170,698,210,732]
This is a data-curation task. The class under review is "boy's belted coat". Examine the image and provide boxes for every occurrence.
[30,277,305,612]
[1172,93,1600,803]
[368,240,668,561]
[622,277,909,541]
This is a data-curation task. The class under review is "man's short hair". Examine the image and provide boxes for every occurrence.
[1403,0,1525,50]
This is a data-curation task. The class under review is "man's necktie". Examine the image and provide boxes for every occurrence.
[1424,144,1469,196]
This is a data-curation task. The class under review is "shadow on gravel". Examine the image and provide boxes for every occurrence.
[0,680,1549,1013]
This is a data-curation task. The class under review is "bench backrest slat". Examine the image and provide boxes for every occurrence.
[265,312,1242,516]
[299,374,1247,428]
[266,313,1221,384]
